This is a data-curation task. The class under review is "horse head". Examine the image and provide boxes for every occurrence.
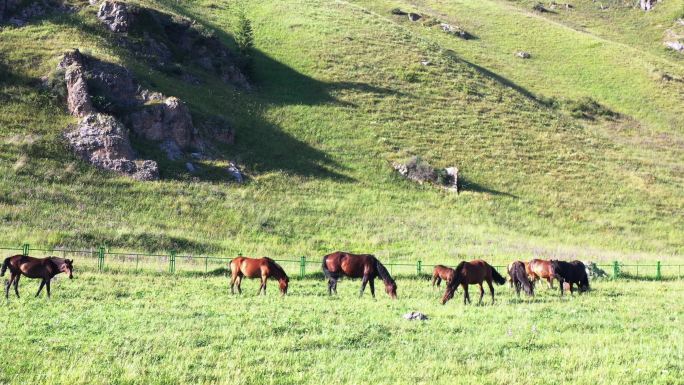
[58,258,74,279]
[385,280,397,299]
[279,277,289,295]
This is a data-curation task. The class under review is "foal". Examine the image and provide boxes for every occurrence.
[1,255,74,298]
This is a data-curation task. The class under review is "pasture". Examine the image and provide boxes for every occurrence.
[1,271,682,384]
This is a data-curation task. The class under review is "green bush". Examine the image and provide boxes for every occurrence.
[235,8,254,55]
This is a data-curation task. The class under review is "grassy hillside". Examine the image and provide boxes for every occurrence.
[0,0,682,264]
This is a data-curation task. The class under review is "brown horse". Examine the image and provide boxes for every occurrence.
[229,257,289,296]
[1,255,73,298]
[508,260,534,297]
[431,265,455,288]
[322,251,397,299]
[528,259,556,289]
[441,260,506,305]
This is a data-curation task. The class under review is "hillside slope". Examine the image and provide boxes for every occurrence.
[0,0,682,262]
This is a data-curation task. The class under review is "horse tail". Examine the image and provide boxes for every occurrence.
[0,257,9,276]
[321,254,335,279]
[513,264,533,295]
[490,264,506,285]
[375,257,394,284]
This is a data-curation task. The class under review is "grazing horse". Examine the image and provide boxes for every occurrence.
[229,257,289,296]
[322,251,397,299]
[528,259,556,289]
[431,265,455,288]
[550,260,589,296]
[1,255,73,299]
[441,260,506,305]
[507,261,534,297]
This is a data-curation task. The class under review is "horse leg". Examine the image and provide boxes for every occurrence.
[230,272,238,295]
[46,280,51,298]
[261,276,267,295]
[431,275,437,288]
[359,275,369,297]
[13,274,20,298]
[236,276,243,295]
[333,279,338,295]
[487,279,495,304]
[547,277,554,289]
[463,284,470,305]
[478,283,484,305]
[558,279,564,297]
[327,279,333,295]
[5,274,13,299]
[36,279,45,297]
[369,278,375,298]
[569,282,574,296]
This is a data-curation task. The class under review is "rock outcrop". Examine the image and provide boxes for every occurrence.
[66,113,159,180]
[393,157,459,193]
[96,0,129,32]
[664,20,684,54]
[94,0,249,89]
[58,50,161,180]
[640,0,657,10]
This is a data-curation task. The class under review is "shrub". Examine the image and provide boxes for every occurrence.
[566,97,618,120]
[235,8,254,55]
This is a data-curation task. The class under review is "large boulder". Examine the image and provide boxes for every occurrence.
[128,97,197,150]
[65,113,159,180]
[58,50,95,117]
[97,0,129,32]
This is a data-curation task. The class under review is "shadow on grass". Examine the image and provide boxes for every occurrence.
[459,175,518,198]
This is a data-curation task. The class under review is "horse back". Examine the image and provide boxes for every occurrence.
[324,251,372,278]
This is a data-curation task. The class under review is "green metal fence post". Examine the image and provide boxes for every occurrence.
[613,261,620,279]
[300,256,306,278]
[98,246,105,272]
[22,243,29,256]
[417,260,422,276]
[169,251,176,274]
[656,261,661,280]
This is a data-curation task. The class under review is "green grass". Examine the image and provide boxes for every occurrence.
[0,0,682,265]
[1,271,683,384]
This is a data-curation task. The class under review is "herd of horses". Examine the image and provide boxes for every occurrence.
[2,252,590,303]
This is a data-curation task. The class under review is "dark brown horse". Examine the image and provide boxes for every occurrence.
[431,265,455,288]
[1,255,73,298]
[322,251,397,299]
[229,257,289,296]
[528,258,556,289]
[508,260,534,297]
[550,260,590,296]
[441,260,506,305]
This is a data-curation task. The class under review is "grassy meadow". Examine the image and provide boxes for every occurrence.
[1,272,683,385]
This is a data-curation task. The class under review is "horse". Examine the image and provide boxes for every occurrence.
[507,260,534,297]
[550,260,589,296]
[1,255,73,298]
[229,257,289,296]
[321,251,397,299]
[441,260,506,305]
[528,259,556,289]
[506,261,529,288]
[431,265,455,288]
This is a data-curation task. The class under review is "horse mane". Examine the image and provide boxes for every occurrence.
[374,256,394,285]
[264,257,288,281]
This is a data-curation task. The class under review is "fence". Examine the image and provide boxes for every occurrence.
[1,244,682,280]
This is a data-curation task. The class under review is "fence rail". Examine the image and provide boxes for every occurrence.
[1,244,682,280]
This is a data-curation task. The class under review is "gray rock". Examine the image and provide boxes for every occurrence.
[444,167,459,193]
[160,140,182,161]
[58,50,95,118]
[97,0,129,32]
[516,51,531,59]
[185,162,196,173]
[440,23,469,39]
[227,162,244,183]
[65,113,159,180]
[407,12,421,22]
[665,41,684,52]
[403,312,428,321]
[640,0,657,10]
[129,97,197,157]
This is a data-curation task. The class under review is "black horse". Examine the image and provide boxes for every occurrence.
[550,260,589,296]
[508,260,534,297]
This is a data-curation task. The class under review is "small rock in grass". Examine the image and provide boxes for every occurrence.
[185,162,196,173]
[407,13,421,22]
[516,51,531,59]
[403,312,428,321]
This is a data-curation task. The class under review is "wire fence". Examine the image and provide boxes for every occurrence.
[1,244,682,280]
